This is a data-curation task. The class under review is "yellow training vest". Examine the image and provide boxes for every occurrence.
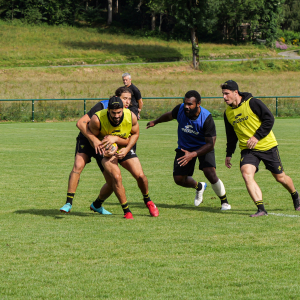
[225,98,278,151]
[94,109,132,148]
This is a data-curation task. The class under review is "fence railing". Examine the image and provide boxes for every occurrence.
[0,96,300,122]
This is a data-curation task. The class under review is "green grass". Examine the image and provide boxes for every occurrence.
[1,119,300,299]
[0,21,280,68]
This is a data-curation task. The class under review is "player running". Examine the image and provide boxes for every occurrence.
[147,90,231,210]
[222,80,300,217]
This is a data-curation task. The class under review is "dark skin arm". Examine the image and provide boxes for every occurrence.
[146,111,173,128]
[177,136,216,166]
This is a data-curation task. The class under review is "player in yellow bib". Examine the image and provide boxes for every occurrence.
[222,80,300,217]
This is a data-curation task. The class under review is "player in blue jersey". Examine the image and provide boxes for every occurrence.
[147,90,231,210]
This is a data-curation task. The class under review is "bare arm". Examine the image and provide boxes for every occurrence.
[86,115,105,154]
[146,111,174,128]
[177,136,216,166]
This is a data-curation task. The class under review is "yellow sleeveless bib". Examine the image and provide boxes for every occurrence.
[225,98,277,151]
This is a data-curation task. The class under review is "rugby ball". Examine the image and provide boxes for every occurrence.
[104,143,118,157]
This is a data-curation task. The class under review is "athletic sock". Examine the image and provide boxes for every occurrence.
[121,201,131,214]
[143,193,151,205]
[66,193,75,205]
[195,182,203,191]
[219,195,228,205]
[93,196,105,209]
[211,179,228,204]
[291,190,299,209]
[255,200,266,212]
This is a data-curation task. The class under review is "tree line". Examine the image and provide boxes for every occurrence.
[1,0,299,68]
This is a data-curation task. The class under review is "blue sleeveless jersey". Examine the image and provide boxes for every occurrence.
[176,103,211,151]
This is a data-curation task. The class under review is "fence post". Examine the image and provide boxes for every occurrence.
[84,99,86,115]
[32,100,34,122]
[276,97,278,117]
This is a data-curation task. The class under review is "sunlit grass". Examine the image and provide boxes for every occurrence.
[0,21,279,67]
[1,120,300,299]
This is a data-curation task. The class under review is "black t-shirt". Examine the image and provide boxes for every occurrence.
[78,101,104,139]
[127,83,141,109]
[171,104,216,137]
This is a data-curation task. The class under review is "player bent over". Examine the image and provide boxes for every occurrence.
[60,100,113,214]
[89,90,159,218]
[87,96,158,219]
[147,90,231,210]
[222,80,300,217]
[60,87,158,217]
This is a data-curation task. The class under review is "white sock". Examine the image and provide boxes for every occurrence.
[211,179,226,197]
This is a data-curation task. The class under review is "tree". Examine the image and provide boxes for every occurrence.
[167,0,220,69]
[281,0,300,31]
[107,0,112,24]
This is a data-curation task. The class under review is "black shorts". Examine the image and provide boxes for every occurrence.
[240,146,284,174]
[75,136,104,170]
[173,148,216,177]
[93,147,138,172]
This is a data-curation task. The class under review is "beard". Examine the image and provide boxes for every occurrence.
[184,106,198,118]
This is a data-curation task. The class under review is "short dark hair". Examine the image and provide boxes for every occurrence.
[108,96,123,109]
[115,86,132,97]
[185,90,201,104]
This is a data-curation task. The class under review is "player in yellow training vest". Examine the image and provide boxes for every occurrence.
[222,80,300,217]
[89,87,159,218]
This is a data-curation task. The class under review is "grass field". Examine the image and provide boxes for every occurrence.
[0,21,281,68]
[1,119,300,299]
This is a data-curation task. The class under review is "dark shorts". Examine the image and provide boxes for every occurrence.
[240,146,284,174]
[173,148,216,177]
[76,136,138,172]
[75,136,104,170]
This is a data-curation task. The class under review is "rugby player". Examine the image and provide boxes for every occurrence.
[146,90,231,210]
[222,80,300,217]
[86,97,139,219]
[90,87,159,218]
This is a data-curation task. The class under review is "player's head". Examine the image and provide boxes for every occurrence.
[184,90,201,118]
[108,96,124,125]
[220,80,240,106]
[122,72,132,86]
[115,86,132,109]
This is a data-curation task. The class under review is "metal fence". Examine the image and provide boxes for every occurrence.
[0,96,300,122]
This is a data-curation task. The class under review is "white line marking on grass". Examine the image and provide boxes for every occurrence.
[269,212,300,218]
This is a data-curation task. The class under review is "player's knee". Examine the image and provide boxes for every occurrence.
[274,173,285,184]
[111,172,122,184]
[173,176,185,186]
[73,161,85,173]
[241,171,253,183]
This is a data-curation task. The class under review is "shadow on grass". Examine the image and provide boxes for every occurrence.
[14,209,95,219]
[62,41,184,62]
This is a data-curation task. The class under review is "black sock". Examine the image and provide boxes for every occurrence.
[219,194,228,205]
[143,193,151,204]
[93,197,105,209]
[121,201,131,214]
[195,182,203,191]
[291,191,299,208]
[66,193,75,205]
[255,200,266,212]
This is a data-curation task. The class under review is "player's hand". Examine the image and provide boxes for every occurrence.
[225,157,232,168]
[115,148,129,160]
[247,136,258,149]
[146,121,156,129]
[102,135,117,149]
[93,138,105,155]
[104,144,118,158]
[177,149,196,166]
